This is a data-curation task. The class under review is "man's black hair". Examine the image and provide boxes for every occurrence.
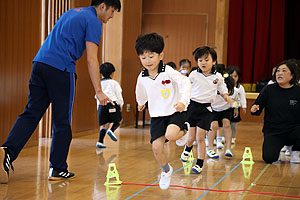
[135,33,164,55]
[100,62,115,78]
[91,0,121,12]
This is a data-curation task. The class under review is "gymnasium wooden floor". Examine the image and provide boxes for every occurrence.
[1,122,300,200]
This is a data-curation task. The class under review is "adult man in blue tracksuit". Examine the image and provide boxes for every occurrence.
[0,0,121,183]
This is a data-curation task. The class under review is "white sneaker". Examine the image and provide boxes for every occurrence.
[181,150,190,162]
[176,134,188,146]
[207,149,219,159]
[159,165,173,190]
[231,138,236,144]
[96,142,106,148]
[217,141,224,149]
[221,137,225,143]
[191,165,202,174]
[290,151,300,163]
[281,146,288,152]
[225,149,233,159]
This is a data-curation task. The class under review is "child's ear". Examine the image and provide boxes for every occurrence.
[159,52,164,60]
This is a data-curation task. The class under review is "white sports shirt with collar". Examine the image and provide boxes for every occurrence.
[135,63,192,118]
[189,68,228,104]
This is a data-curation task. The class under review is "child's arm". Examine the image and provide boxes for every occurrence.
[168,67,192,112]
[135,75,148,110]
[239,85,247,114]
[114,82,124,109]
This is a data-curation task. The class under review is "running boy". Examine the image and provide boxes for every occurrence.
[135,33,191,190]
[180,46,234,174]
[95,62,123,148]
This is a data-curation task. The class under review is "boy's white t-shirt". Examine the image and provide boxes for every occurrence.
[135,64,192,118]
[189,69,228,104]
[95,79,124,109]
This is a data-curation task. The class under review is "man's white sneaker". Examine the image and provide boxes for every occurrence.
[217,141,224,149]
[290,151,300,163]
[159,165,173,190]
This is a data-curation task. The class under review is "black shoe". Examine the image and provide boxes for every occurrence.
[48,168,75,181]
[0,147,14,184]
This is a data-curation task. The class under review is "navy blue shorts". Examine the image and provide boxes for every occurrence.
[97,102,122,126]
[150,112,187,143]
[187,100,212,131]
[211,108,233,127]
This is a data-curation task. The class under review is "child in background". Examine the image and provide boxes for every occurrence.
[224,66,247,144]
[95,62,123,148]
[166,61,177,70]
[207,75,237,159]
[180,46,234,174]
[179,59,192,76]
[135,33,191,190]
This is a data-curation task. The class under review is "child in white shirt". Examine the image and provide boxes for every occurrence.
[135,33,192,190]
[180,46,234,174]
[95,62,123,148]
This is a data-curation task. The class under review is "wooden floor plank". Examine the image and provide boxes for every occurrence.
[1,122,300,200]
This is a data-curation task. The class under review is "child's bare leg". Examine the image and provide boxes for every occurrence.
[223,119,232,150]
[152,136,168,166]
[196,128,206,160]
[165,124,183,141]
[186,127,196,147]
[208,121,218,149]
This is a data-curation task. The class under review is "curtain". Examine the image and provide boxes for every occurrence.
[227,0,285,91]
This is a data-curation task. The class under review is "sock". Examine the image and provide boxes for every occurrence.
[184,145,193,152]
[162,163,170,172]
[196,159,204,168]
[98,128,107,143]
[217,137,222,142]
[110,122,120,132]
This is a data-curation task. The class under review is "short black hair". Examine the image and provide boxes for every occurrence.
[179,59,191,68]
[224,76,235,93]
[100,62,115,78]
[215,64,225,75]
[166,62,177,69]
[272,59,300,85]
[225,65,241,85]
[192,46,217,63]
[135,33,164,55]
[91,0,121,12]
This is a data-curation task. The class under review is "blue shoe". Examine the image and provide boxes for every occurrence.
[225,149,233,159]
[191,165,202,174]
[96,142,106,148]
[206,149,219,159]
[107,130,118,142]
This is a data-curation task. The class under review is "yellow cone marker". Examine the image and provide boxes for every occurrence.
[241,147,255,165]
[104,163,122,186]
